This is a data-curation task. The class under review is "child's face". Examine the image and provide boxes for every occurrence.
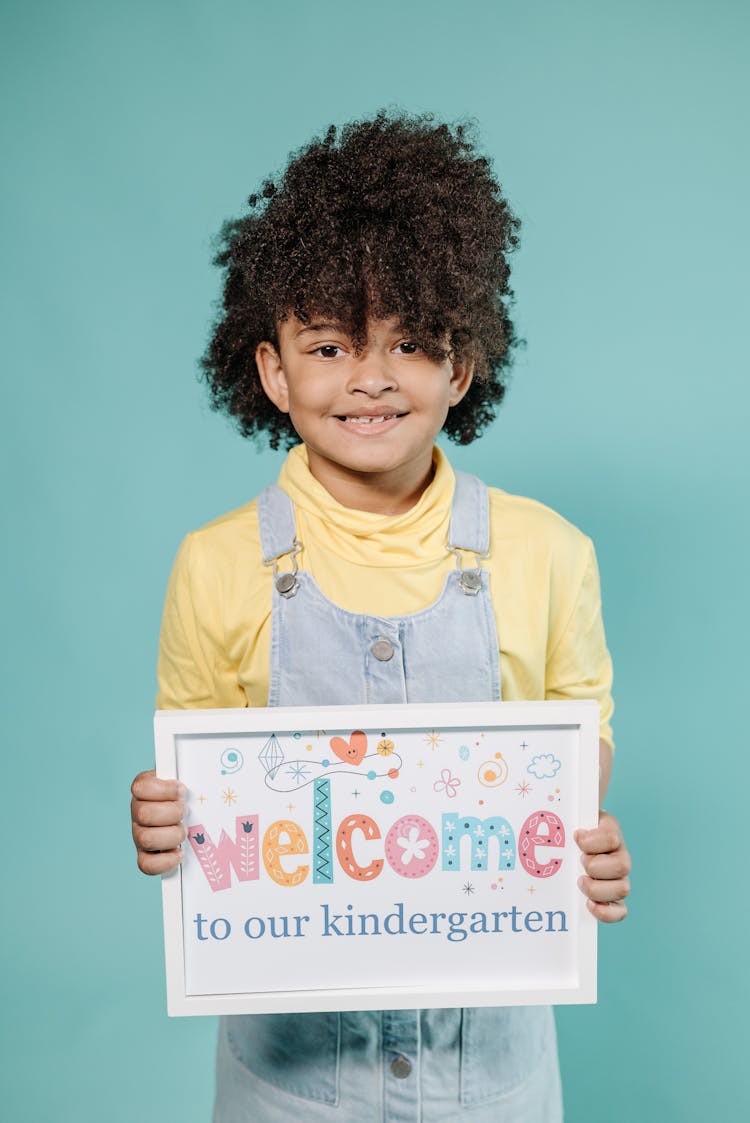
[256,315,473,511]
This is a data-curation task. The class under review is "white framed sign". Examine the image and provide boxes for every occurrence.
[155,700,599,1016]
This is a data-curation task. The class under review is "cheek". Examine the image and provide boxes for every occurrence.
[289,392,322,417]
[285,383,315,413]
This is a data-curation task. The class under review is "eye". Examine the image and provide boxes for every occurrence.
[395,340,422,355]
[312,344,344,359]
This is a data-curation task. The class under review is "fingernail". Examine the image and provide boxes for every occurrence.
[577,876,584,889]
[177,782,187,798]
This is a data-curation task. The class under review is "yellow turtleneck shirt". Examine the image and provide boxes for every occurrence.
[157,445,614,748]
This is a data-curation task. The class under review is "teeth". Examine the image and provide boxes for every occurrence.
[342,415,396,424]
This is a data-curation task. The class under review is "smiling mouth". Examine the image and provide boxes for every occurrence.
[338,413,406,424]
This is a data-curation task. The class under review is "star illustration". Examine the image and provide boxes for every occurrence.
[222,788,238,806]
[286,763,311,785]
[462,882,476,895]
[197,794,207,805]
[424,730,444,750]
[527,885,537,895]
[515,781,533,798]
[286,802,295,813]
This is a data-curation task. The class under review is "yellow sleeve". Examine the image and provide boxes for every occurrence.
[545,538,615,750]
[156,534,247,710]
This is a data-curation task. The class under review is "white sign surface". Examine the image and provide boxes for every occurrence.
[155,700,599,1016]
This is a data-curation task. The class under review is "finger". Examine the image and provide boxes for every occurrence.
[132,822,187,853]
[581,849,632,881]
[586,898,628,924]
[137,847,184,876]
[575,819,623,855]
[131,797,186,828]
[131,770,187,803]
[578,874,631,903]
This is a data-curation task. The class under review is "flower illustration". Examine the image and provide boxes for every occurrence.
[433,768,461,798]
[397,826,431,866]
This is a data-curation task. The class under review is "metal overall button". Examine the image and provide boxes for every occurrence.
[371,638,395,662]
[390,1054,412,1079]
[271,539,302,599]
[447,545,487,597]
[459,569,482,595]
[275,572,298,598]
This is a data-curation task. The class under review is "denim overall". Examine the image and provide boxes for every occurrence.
[213,471,563,1122]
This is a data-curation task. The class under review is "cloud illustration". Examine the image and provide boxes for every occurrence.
[527,754,561,780]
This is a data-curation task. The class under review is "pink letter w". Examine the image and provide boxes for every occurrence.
[187,816,259,893]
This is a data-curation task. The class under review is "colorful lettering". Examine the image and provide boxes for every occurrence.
[384,814,439,878]
[262,819,310,887]
[313,777,334,884]
[187,815,259,893]
[336,814,383,881]
[519,810,565,878]
[441,814,516,872]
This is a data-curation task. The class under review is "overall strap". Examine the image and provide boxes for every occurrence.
[447,470,490,556]
[257,484,297,564]
[260,473,488,557]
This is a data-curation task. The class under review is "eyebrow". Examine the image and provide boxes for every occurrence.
[293,321,346,338]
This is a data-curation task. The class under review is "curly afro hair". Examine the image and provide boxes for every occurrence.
[201,110,521,449]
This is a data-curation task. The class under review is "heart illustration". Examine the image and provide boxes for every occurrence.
[330,729,368,766]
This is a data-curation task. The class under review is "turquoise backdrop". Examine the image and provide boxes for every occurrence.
[2,1,747,1119]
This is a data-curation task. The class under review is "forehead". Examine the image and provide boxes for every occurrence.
[278,314,406,343]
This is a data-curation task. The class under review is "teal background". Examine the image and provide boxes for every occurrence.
[2,0,747,1119]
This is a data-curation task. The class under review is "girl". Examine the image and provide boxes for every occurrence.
[131,111,631,1122]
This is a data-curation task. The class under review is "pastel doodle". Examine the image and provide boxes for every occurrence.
[433,768,461,798]
[258,733,285,777]
[526,754,561,780]
[220,747,244,775]
[330,730,368,766]
[264,751,403,792]
[477,753,509,787]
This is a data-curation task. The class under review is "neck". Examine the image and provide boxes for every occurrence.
[304,450,436,514]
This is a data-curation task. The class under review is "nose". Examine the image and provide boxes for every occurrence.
[346,349,398,396]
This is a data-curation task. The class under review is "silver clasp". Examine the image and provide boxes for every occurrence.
[447,544,489,597]
[269,540,302,598]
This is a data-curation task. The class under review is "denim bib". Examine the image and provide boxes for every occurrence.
[213,471,562,1122]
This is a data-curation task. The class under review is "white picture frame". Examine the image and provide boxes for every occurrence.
[155,700,599,1017]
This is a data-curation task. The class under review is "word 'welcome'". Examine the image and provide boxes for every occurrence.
[187,778,565,893]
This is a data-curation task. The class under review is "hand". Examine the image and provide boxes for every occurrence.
[575,810,631,923]
[131,769,187,875]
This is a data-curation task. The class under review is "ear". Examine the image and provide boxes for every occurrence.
[447,356,474,407]
[256,340,290,413]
